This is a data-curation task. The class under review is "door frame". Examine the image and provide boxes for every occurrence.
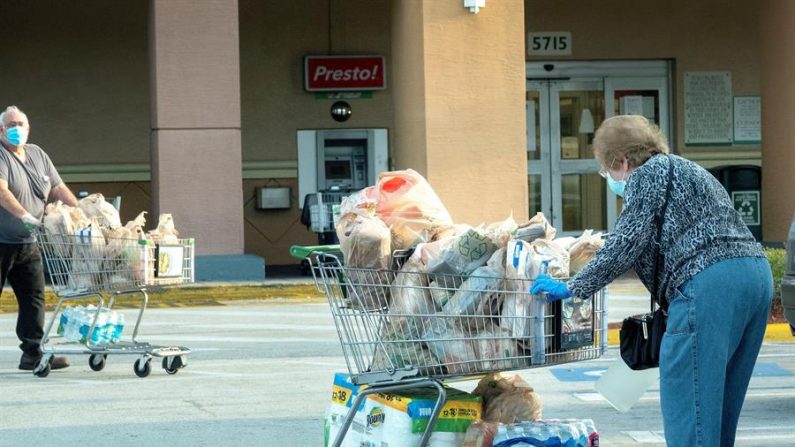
[526,60,673,233]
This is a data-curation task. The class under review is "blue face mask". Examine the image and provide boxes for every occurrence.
[5,126,28,147]
[607,174,626,197]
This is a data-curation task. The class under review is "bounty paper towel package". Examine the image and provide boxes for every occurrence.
[324,373,482,447]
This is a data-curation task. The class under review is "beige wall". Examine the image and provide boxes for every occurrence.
[239,0,393,263]
[760,0,795,241]
[392,0,529,225]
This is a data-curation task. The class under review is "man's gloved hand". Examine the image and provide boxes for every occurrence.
[20,213,41,231]
[530,273,573,302]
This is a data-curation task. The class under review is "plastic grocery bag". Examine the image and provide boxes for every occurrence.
[427,227,497,276]
[374,169,454,250]
[387,251,435,339]
[421,318,478,375]
[336,205,392,310]
[472,324,520,371]
[68,218,107,290]
[528,238,570,279]
[568,230,604,274]
[462,420,498,447]
[78,193,122,229]
[514,212,556,242]
[441,265,503,324]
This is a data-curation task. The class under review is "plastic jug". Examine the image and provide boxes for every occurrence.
[594,359,658,412]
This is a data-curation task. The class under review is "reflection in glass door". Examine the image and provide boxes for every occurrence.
[527,62,671,234]
[527,80,610,235]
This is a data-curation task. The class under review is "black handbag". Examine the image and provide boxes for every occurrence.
[619,155,673,370]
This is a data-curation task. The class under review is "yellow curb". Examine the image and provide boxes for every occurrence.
[0,283,325,313]
[607,323,794,346]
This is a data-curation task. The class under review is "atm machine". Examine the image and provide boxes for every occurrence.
[297,129,389,244]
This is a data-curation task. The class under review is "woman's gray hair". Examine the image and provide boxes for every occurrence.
[592,115,669,168]
[0,105,27,128]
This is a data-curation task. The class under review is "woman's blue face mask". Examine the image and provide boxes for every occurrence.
[607,174,626,197]
[600,159,628,196]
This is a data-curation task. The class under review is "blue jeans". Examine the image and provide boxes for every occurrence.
[660,256,772,447]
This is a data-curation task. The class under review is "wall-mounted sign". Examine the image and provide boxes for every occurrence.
[304,55,386,92]
[731,191,760,226]
[527,32,572,56]
[733,96,761,145]
[684,71,733,145]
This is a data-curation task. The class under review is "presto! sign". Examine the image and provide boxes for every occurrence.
[304,55,386,91]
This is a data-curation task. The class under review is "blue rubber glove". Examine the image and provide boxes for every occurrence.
[530,273,573,302]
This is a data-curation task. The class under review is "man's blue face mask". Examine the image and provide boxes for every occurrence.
[5,126,28,147]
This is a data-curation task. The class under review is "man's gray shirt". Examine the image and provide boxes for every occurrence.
[0,144,63,243]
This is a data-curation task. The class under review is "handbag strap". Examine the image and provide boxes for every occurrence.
[650,154,674,312]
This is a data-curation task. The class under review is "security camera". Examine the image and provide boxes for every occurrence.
[543,64,554,72]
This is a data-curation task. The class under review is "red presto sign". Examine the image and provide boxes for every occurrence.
[304,55,386,91]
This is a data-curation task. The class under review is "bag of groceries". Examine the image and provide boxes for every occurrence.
[374,169,454,250]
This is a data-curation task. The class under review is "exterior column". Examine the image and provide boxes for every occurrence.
[760,0,795,241]
[149,0,243,255]
[391,0,528,224]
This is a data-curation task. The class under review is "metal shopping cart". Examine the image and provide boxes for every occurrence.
[31,226,194,378]
[300,189,351,245]
[296,248,607,447]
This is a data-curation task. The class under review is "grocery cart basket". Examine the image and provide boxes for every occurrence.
[31,226,194,378]
[297,248,607,447]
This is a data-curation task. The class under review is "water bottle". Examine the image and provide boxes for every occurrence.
[530,261,550,365]
[79,305,97,344]
[57,306,72,336]
[90,311,108,345]
[112,312,125,343]
[66,305,83,342]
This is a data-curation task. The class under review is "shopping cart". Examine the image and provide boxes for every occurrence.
[300,189,350,245]
[297,248,607,447]
[31,226,194,378]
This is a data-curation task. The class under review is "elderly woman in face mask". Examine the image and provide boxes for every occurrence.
[532,115,772,447]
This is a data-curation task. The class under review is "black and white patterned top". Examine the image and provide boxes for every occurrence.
[568,153,764,302]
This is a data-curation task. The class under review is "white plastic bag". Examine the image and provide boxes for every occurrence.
[374,169,454,250]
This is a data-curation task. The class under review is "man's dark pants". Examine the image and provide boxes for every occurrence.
[0,243,46,357]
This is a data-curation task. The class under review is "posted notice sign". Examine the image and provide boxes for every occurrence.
[731,191,760,226]
[304,55,386,92]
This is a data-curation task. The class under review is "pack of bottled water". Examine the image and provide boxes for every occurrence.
[492,418,599,447]
[57,305,125,345]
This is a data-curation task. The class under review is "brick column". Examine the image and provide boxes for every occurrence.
[149,0,243,255]
[761,0,795,241]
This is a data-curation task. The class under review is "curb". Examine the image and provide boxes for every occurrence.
[606,323,794,346]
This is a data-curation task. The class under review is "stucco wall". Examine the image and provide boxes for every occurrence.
[0,0,150,165]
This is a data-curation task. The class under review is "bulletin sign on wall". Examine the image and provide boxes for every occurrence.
[684,71,733,145]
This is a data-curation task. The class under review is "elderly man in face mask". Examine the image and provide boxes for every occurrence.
[0,105,78,371]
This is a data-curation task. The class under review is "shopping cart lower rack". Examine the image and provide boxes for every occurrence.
[298,248,607,447]
[31,227,195,378]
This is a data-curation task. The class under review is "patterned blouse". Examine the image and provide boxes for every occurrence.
[568,154,764,302]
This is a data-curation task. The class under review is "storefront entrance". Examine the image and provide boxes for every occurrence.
[526,61,671,235]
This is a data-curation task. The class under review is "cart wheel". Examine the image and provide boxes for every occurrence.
[89,354,107,372]
[134,357,151,378]
[162,355,185,375]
